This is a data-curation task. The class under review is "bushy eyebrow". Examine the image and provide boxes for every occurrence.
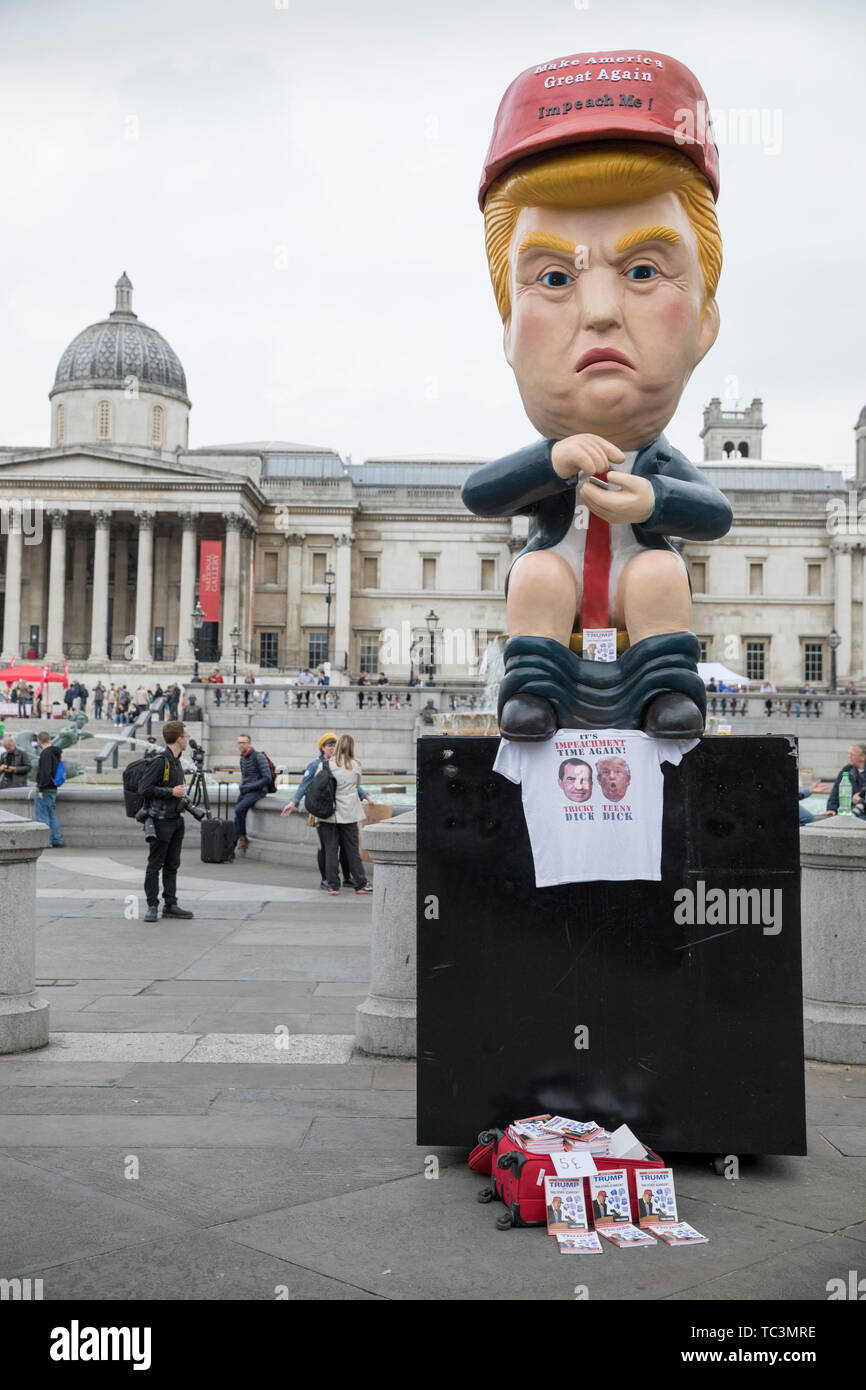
[614,225,681,252]
[516,232,576,257]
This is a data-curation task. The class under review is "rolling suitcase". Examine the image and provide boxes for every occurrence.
[473,1127,665,1230]
[200,781,235,864]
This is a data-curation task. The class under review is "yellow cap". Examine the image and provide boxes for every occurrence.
[318,732,338,750]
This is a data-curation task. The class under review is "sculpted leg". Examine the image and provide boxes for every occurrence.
[506,550,578,645]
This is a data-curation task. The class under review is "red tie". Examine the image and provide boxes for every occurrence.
[581,470,611,631]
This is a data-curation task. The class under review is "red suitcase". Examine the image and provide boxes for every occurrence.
[473,1127,665,1230]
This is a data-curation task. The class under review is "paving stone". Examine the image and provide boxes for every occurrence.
[220,1167,823,1302]
[817,1128,866,1156]
[23,1229,382,1301]
[372,1063,417,1090]
[0,1085,219,1116]
[177,946,372,982]
[207,1088,416,1119]
[118,1062,376,1089]
[665,1233,862,1301]
[185,1033,355,1065]
[143,980,318,1001]
[0,1114,310,1146]
[803,1062,866,1097]
[0,1061,137,1086]
[8,1032,199,1063]
[45,1011,203,1033]
[314,982,369,997]
[0,1151,193,1276]
[185,1013,314,1034]
[806,1097,866,1125]
[3,1146,443,1225]
[672,1151,866,1233]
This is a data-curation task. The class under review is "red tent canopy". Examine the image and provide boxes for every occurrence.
[0,664,68,686]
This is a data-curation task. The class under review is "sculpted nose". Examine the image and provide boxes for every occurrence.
[577,267,622,334]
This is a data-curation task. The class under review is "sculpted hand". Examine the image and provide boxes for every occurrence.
[582,469,655,525]
[551,433,625,481]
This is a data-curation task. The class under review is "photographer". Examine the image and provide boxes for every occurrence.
[138,719,195,923]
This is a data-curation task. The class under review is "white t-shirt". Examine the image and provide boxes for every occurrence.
[493,729,698,887]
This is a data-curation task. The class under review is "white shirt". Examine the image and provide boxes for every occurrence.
[494,728,698,887]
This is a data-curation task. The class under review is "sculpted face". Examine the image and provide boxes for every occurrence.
[503,191,719,451]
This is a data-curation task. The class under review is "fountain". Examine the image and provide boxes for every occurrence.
[426,637,504,737]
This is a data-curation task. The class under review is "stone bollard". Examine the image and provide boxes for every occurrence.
[355,810,416,1058]
[800,820,866,1064]
[0,809,49,1053]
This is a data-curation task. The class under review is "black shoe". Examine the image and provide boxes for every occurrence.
[498,693,557,742]
[642,691,704,737]
[144,905,159,922]
[320,880,329,890]
[162,903,194,919]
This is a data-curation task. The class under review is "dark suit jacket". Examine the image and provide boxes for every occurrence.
[461,434,733,595]
[638,1199,657,1219]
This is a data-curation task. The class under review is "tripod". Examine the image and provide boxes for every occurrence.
[184,752,212,815]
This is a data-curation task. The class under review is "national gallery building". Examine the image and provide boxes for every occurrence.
[0,274,863,688]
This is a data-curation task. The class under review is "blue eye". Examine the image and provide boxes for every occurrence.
[626,264,658,281]
[541,270,573,287]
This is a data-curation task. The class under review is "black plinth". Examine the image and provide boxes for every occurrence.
[417,735,806,1155]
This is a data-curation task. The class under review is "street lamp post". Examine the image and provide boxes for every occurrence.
[425,609,439,686]
[230,625,240,685]
[191,602,204,683]
[325,566,335,669]
[827,628,841,694]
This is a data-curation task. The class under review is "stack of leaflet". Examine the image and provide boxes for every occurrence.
[506,1114,613,1155]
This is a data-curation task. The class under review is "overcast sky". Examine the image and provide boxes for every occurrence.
[1,0,863,471]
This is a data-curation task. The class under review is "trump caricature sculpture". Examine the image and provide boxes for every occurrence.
[462,50,733,742]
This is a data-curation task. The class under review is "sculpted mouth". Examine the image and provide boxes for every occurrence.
[576,348,634,372]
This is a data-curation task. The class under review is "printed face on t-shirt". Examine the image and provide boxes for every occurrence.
[596,758,631,802]
[558,760,593,802]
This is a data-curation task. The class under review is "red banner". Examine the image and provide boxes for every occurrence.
[199,541,222,623]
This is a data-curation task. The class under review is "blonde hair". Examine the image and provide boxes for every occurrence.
[334,734,356,769]
[483,141,722,322]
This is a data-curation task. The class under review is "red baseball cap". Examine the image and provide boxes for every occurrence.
[479,49,719,210]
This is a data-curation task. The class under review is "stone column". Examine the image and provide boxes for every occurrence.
[334,532,353,674]
[285,532,303,669]
[1,520,23,663]
[111,525,129,654]
[0,809,50,1053]
[355,811,416,1058]
[832,540,853,682]
[177,512,198,666]
[45,508,68,663]
[222,513,242,655]
[133,509,155,664]
[860,544,866,682]
[241,519,256,667]
[801,822,866,1062]
[70,529,88,649]
[89,510,111,663]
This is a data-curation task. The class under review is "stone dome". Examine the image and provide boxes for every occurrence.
[50,272,190,404]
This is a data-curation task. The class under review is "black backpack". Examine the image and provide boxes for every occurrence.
[260,751,277,795]
[304,761,336,820]
[122,753,169,818]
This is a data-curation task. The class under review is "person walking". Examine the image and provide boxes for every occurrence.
[93,682,105,719]
[138,719,195,922]
[314,734,373,896]
[16,680,28,717]
[0,735,30,789]
[244,672,255,708]
[106,684,116,721]
[34,731,64,847]
[281,733,373,888]
[233,733,272,855]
